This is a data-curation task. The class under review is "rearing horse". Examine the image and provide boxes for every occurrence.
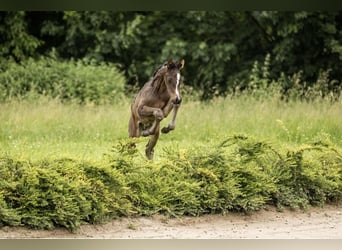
[129,59,185,159]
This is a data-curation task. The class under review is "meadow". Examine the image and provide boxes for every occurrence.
[1,96,342,160]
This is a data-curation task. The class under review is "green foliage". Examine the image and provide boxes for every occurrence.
[1,135,341,232]
[0,55,126,104]
[0,156,132,232]
[0,12,41,61]
[273,145,342,209]
[1,11,340,100]
[235,53,341,102]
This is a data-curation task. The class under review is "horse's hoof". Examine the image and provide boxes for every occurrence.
[161,127,168,133]
[145,149,154,160]
[161,127,170,133]
[161,125,174,134]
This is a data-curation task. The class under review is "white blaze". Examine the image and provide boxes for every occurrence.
[175,73,180,99]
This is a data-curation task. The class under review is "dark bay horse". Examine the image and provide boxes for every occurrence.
[129,59,185,159]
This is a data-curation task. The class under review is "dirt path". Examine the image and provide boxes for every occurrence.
[1,205,341,239]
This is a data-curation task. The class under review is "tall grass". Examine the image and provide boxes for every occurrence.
[0,97,129,160]
[1,96,342,160]
[176,96,342,147]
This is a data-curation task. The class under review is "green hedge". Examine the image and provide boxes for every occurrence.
[0,57,126,104]
[1,135,341,232]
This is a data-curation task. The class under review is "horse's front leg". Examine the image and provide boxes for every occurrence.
[161,103,180,134]
[138,105,164,136]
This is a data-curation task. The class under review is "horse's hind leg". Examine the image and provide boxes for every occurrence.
[145,125,160,160]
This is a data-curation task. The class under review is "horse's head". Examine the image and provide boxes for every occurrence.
[163,59,185,105]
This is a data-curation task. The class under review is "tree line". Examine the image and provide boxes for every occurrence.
[0,11,341,99]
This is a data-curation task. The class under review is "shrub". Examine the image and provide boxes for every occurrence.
[0,56,126,104]
[0,156,132,232]
[0,135,341,231]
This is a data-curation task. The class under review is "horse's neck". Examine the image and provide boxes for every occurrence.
[151,76,167,97]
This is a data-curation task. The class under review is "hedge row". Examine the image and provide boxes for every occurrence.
[0,135,341,232]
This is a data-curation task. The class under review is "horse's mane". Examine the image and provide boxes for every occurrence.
[152,62,167,77]
[150,62,168,91]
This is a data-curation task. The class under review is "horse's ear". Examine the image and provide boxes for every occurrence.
[178,59,185,70]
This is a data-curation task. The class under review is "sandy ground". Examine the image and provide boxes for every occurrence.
[1,205,341,239]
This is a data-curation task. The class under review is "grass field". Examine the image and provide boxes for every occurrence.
[1,96,342,160]
[0,97,128,161]
[1,96,342,231]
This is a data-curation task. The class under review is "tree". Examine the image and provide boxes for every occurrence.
[1,11,341,99]
[0,11,41,62]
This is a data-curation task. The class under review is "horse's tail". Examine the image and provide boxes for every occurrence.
[128,114,138,137]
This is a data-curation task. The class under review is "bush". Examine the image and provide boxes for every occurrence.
[0,135,341,232]
[0,157,132,232]
[0,56,126,104]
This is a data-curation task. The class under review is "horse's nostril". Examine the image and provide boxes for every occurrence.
[173,97,182,105]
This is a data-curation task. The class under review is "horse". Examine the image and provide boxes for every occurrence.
[128,59,185,159]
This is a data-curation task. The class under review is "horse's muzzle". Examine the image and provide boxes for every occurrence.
[172,96,182,105]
